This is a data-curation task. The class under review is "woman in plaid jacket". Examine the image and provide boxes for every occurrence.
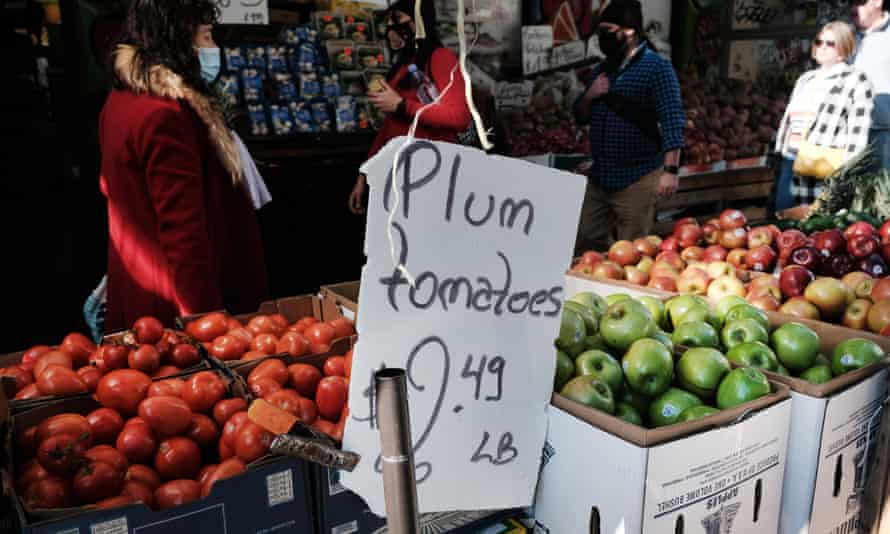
[775,21,874,209]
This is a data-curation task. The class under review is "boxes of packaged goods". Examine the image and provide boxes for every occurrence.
[0,320,209,413]
[541,278,793,533]
[5,368,316,534]
[176,294,355,366]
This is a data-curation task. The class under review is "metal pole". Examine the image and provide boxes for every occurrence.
[376,368,420,534]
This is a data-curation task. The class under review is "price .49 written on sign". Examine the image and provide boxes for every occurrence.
[354,337,515,483]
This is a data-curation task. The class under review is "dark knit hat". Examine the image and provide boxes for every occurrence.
[599,0,644,33]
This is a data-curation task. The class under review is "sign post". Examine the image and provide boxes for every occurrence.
[342,138,585,514]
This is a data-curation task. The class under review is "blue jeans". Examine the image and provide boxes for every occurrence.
[871,129,890,172]
[774,157,796,212]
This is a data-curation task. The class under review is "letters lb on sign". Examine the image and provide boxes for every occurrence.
[341,137,586,514]
[215,0,269,25]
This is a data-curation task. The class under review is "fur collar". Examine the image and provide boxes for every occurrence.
[113,44,242,183]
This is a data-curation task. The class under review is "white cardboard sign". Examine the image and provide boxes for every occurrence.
[215,0,269,25]
[522,26,553,75]
[342,137,585,514]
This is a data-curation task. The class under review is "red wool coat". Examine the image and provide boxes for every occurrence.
[99,46,268,332]
[368,47,472,158]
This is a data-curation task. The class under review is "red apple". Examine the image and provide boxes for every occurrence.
[779,265,814,298]
[727,248,748,269]
[673,217,699,234]
[872,277,890,302]
[645,235,663,248]
[766,224,781,241]
[702,245,728,263]
[747,226,774,249]
[701,223,720,245]
[779,296,821,320]
[677,268,710,295]
[624,266,649,286]
[648,276,678,292]
[659,236,680,253]
[719,209,747,230]
[637,256,654,274]
[812,229,846,257]
[633,238,657,258]
[608,240,641,266]
[570,263,594,275]
[655,251,685,271]
[882,243,890,264]
[681,246,704,262]
[747,278,782,301]
[579,251,604,267]
[705,218,721,228]
[777,230,809,258]
[867,299,890,333]
[844,221,877,240]
[745,245,777,272]
[720,228,748,249]
[848,234,880,259]
[790,246,822,272]
[593,261,624,280]
[675,224,703,248]
[880,220,890,244]
[747,293,780,311]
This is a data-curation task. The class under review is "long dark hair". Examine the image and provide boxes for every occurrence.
[111,0,218,93]
[385,0,444,89]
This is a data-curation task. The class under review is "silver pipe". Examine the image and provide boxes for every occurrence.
[376,368,420,534]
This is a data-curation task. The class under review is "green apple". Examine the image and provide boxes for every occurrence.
[564,300,600,335]
[721,318,769,350]
[648,329,675,353]
[677,405,719,422]
[677,347,731,398]
[622,338,674,397]
[638,296,666,329]
[672,321,720,348]
[557,307,586,353]
[831,338,884,376]
[716,367,771,409]
[554,350,574,391]
[600,300,655,352]
[715,295,748,322]
[799,365,832,384]
[575,350,624,395]
[615,402,643,426]
[771,322,820,372]
[649,388,703,427]
[620,386,650,416]
[725,341,778,371]
[569,291,607,317]
[606,293,631,306]
[560,375,615,413]
[724,304,770,332]
[666,295,708,329]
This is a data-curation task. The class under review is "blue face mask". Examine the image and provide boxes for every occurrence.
[197,47,221,83]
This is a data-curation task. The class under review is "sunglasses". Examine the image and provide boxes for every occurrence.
[814,39,836,48]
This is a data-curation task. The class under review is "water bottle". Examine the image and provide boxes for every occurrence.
[408,64,439,104]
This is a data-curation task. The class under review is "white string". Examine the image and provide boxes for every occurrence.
[384,0,486,285]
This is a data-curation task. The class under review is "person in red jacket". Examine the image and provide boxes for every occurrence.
[97,0,269,332]
[348,0,471,214]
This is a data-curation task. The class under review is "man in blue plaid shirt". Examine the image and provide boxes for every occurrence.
[573,0,685,254]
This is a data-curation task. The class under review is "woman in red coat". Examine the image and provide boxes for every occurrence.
[348,0,471,213]
[98,0,268,332]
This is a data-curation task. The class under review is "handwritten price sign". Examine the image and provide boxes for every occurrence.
[341,138,585,514]
[215,0,268,25]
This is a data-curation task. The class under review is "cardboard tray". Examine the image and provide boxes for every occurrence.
[553,380,790,448]
[320,280,360,322]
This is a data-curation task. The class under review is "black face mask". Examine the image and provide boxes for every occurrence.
[386,21,415,51]
[598,28,626,60]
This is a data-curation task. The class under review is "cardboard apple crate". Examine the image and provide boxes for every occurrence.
[535,384,792,533]
[3,369,317,534]
[319,280,360,323]
[0,329,210,414]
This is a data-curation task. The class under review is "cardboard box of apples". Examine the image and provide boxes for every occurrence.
[552,276,890,534]
[571,210,890,337]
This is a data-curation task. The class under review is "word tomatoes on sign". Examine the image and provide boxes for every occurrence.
[215,0,268,25]
[342,138,585,515]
